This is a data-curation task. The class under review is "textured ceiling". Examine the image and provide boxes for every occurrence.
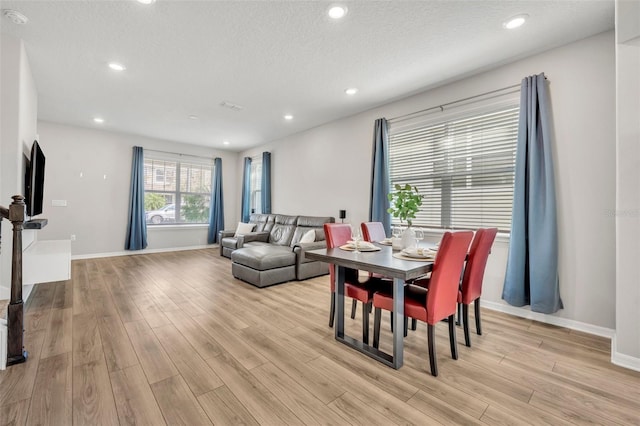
[1,0,614,151]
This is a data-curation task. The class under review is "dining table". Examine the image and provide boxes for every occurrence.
[305,243,434,369]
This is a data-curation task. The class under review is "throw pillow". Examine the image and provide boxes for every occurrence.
[234,222,255,237]
[300,229,316,243]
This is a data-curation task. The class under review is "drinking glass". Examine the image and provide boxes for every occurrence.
[392,225,402,239]
[414,228,424,250]
[351,226,362,253]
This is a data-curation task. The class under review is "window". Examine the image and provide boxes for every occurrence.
[250,155,262,214]
[143,152,213,225]
[388,104,519,232]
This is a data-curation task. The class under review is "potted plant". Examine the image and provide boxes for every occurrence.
[387,184,424,249]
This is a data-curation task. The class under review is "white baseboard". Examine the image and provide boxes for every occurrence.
[0,318,6,370]
[482,300,615,339]
[71,244,217,260]
[611,335,640,372]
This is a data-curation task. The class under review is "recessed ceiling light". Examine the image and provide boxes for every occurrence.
[108,62,126,71]
[284,114,294,120]
[137,0,156,4]
[93,117,104,124]
[503,14,528,30]
[188,115,199,120]
[345,88,358,95]
[2,9,28,25]
[223,140,230,145]
[328,5,347,19]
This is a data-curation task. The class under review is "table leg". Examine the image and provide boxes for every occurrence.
[335,266,345,339]
[334,266,404,369]
[392,278,405,369]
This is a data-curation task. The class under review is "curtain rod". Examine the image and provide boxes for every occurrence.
[388,83,521,123]
[145,148,214,160]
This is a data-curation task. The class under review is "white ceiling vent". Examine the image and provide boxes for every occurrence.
[219,101,244,112]
[2,9,28,25]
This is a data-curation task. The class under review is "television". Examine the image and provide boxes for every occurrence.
[24,140,46,217]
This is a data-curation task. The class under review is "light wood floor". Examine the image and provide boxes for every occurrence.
[1,249,639,425]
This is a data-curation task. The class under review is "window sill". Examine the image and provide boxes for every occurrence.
[147,224,208,231]
[418,228,510,244]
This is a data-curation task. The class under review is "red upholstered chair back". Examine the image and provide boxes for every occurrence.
[324,223,356,292]
[361,222,386,242]
[425,231,473,324]
[460,228,498,304]
[324,223,352,249]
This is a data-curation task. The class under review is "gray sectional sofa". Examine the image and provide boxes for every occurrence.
[218,214,334,287]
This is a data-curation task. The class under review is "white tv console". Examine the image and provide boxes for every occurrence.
[21,228,71,300]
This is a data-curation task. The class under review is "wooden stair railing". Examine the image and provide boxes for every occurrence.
[0,195,27,366]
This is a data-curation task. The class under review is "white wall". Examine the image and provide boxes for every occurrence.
[615,0,640,367]
[36,121,239,256]
[241,31,617,331]
[0,35,39,300]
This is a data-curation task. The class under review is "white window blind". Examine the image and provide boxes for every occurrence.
[388,105,519,232]
[143,151,213,225]
[250,155,263,214]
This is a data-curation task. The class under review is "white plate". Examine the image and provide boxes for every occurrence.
[340,244,380,252]
[401,248,435,259]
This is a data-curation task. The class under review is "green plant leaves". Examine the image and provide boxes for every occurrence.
[386,184,424,227]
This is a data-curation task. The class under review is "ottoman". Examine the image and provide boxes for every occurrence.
[231,245,296,288]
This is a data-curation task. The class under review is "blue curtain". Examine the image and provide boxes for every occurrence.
[125,146,148,250]
[502,73,563,314]
[369,118,392,235]
[241,157,252,222]
[261,151,271,214]
[208,158,224,244]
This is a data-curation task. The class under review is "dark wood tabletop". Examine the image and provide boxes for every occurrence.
[305,244,433,280]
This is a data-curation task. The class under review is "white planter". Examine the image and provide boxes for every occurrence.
[400,227,417,250]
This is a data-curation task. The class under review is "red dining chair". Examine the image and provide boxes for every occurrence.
[325,223,385,344]
[361,222,387,282]
[361,221,410,335]
[459,228,498,347]
[361,222,387,242]
[372,231,473,376]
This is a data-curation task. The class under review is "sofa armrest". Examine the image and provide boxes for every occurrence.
[237,231,270,248]
[219,230,236,239]
[218,230,236,255]
[293,241,327,264]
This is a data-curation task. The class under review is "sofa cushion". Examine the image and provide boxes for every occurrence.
[249,213,275,232]
[296,215,334,228]
[289,216,333,246]
[232,246,296,271]
[268,215,298,246]
[300,229,316,243]
[234,222,255,237]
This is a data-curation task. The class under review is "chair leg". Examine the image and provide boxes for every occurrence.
[427,324,438,377]
[462,304,470,347]
[329,292,335,328]
[373,307,381,349]
[362,302,370,345]
[456,302,461,326]
[350,299,357,319]
[404,316,408,337]
[474,298,482,335]
[448,314,458,360]
[411,318,417,331]
[389,311,394,332]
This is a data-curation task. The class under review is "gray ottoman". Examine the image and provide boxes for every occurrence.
[231,245,296,287]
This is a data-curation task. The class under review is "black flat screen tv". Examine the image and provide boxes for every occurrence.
[25,140,45,217]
